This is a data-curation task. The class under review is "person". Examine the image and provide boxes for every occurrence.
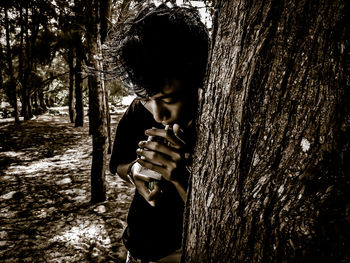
[109,3,209,262]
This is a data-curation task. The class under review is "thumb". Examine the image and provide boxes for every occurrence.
[172,123,186,144]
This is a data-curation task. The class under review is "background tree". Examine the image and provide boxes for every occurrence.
[4,4,19,122]
[85,0,112,202]
[183,0,350,262]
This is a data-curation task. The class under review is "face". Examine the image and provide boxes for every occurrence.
[140,79,196,127]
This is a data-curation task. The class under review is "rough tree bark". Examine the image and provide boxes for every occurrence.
[183,1,350,262]
[86,0,109,202]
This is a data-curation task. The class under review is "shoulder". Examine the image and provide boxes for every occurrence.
[124,98,147,116]
[118,98,154,129]
[121,98,146,120]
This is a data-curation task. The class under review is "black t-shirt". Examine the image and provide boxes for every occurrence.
[110,99,188,261]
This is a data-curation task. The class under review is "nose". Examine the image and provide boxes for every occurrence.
[151,100,167,123]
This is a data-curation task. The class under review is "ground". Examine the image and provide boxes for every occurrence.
[0,106,134,263]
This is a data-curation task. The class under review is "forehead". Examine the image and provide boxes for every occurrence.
[151,79,185,99]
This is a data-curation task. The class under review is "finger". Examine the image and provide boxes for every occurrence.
[145,128,185,149]
[133,172,153,182]
[172,123,186,145]
[134,178,157,207]
[149,183,162,201]
[138,141,182,162]
[137,158,169,178]
[134,179,151,198]
[136,148,169,166]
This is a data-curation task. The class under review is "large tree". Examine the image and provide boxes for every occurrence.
[183,1,350,262]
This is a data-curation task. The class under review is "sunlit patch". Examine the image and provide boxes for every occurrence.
[7,161,51,175]
[50,217,112,250]
[0,207,17,218]
[0,151,26,157]
[94,205,106,214]
[300,138,311,152]
[0,175,16,182]
[33,208,48,219]
[0,190,16,200]
[56,178,72,185]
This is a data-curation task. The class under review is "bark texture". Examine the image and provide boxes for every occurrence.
[86,0,108,203]
[183,1,350,262]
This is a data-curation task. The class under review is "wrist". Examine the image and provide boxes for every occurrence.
[127,160,137,185]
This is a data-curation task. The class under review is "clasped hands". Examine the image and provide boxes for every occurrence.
[132,123,188,206]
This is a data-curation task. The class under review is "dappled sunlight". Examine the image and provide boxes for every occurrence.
[0,151,26,158]
[0,109,131,262]
[50,216,112,250]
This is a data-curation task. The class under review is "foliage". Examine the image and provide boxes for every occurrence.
[0,0,213,120]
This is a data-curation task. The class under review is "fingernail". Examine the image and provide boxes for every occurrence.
[138,141,145,147]
[136,148,142,153]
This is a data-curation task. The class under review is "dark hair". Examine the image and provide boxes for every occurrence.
[110,4,209,98]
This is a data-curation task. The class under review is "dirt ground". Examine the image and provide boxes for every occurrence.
[0,107,134,263]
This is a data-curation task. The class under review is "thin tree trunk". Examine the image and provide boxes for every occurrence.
[4,6,19,123]
[74,33,84,127]
[105,87,112,154]
[183,1,350,262]
[68,47,76,123]
[86,0,108,203]
[22,5,32,120]
[18,6,24,116]
[100,0,112,153]
[38,89,46,111]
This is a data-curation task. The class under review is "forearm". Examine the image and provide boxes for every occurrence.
[116,162,135,184]
[172,180,187,202]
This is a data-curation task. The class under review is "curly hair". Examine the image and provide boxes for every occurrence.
[108,3,209,98]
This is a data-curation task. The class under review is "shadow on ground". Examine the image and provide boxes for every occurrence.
[0,108,133,263]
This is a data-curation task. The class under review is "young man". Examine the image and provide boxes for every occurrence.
[109,4,209,262]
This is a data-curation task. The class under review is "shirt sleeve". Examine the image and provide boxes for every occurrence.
[109,99,141,175]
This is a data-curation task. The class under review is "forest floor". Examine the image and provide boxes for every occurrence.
[0,106,134,263]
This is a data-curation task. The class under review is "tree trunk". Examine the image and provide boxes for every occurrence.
[100,0,112,43]
[74,34,84,127]
[68,46,76,123]
[38,89,46,111]
[183,1,350,262]
[105,88,112,154]
[100,0,112,154]
[18,5,24,116]
[4,6,19,123]
[33,89,39,114]
[86,0,108,203]
[22,5,33,120]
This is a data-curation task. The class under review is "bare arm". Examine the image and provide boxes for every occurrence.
[116,162,134,184]
[117,161,162,206]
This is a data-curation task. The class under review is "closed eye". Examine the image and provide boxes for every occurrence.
[161,97,179,104]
